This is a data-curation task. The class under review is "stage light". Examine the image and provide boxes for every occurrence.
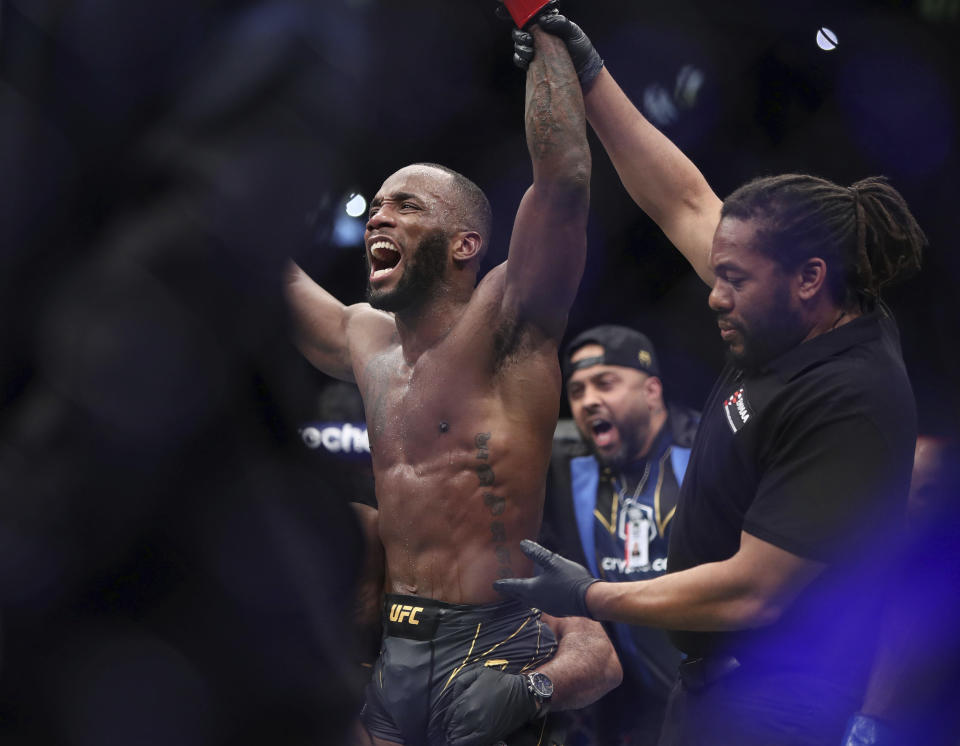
[817,27,838,51]
[345,193,367,218]
[642,64,705,127]
[675,65,705,110]
[644,84,679,126]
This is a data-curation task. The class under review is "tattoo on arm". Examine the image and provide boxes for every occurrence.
[525,29,585,162]
[476,433,513,578]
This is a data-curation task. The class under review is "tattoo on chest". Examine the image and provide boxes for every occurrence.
[476,432,513,579]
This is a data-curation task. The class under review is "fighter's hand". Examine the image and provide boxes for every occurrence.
[493,540,599,618]
[443,665,539,746]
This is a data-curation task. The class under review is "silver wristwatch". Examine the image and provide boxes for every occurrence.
[524,671,554,716]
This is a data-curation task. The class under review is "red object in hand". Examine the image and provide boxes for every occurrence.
[502,0,552,28]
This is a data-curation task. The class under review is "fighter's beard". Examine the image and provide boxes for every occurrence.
[366,229,448,313]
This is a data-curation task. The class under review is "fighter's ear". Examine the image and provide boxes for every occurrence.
[452,231,483,263]
[796,257,828,300]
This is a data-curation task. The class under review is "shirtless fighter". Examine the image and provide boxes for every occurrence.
[286,24,620,746]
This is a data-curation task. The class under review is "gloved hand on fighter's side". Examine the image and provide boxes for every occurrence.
[493,539,599,618]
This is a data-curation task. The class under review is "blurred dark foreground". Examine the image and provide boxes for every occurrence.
[0,2,366,743]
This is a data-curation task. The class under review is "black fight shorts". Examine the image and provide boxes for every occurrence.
[361,593,558,746]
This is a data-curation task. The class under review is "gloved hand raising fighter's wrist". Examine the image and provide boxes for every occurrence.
[493,539,600,618]
[504,9,604,89]
[537,13,604,88]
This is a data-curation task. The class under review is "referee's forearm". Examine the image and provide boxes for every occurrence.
[586,533,825,631]
[585,562,775,632]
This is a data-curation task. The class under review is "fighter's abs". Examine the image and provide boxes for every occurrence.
[372,422,546,604]
[355,338,557,603]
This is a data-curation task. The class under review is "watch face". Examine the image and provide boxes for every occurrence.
[529,671,554,699]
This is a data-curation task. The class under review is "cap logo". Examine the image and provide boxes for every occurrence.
[563,326,660,380]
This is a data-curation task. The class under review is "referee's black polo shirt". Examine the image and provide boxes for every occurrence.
[667,306,916,696]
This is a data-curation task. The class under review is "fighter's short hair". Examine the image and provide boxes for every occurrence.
[414,163,493,256]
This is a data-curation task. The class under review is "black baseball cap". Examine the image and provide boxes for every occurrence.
[562,325,660,380]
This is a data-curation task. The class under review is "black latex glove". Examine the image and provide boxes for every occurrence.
[496,0,558,70]
[443,665,539,746]
[493,540,599,618]
[508,12,604,88]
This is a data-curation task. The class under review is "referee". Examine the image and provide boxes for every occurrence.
[497,11,926,746]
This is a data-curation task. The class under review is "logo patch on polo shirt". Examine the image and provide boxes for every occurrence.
[722,386,753,434]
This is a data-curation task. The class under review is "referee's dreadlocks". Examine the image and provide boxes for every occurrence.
[721,174,926,311]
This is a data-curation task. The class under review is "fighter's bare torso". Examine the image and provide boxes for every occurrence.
[347,266,560,604]
[289,30,589,609]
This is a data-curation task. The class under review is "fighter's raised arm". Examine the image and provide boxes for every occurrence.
[519,14,722,285]
[503,24,590,340]
[284,262,354,381]
[284,262,391,383]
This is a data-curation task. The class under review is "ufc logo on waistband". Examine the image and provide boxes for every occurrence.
[389,604,424,625]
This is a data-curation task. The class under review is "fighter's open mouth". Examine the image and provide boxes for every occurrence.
[370,240,401,273]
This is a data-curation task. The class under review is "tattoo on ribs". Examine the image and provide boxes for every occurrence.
[483,493,506,516]
[477,464,495,486]
[476,432,513,578]
[474,432,490,457]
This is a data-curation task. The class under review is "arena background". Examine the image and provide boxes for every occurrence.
[0,0,957,742]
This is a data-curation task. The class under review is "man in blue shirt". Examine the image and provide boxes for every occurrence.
[541,325,699,745]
